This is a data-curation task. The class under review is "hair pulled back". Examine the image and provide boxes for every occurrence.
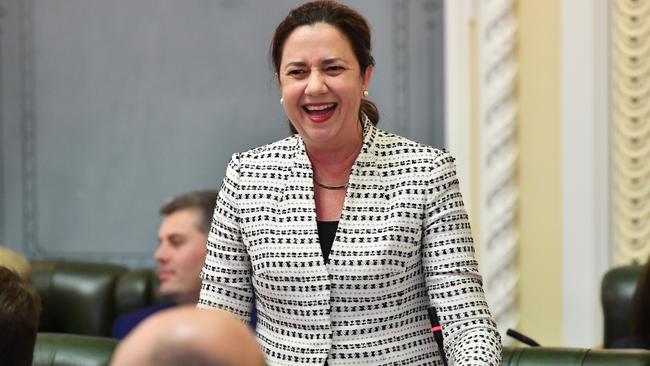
[271,0,379,133]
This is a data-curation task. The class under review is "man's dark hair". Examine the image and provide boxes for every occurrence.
[0,266,41,366]
[159,190,218,234]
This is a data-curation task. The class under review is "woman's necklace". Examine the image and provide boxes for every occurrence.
[310,129,362,191]
[313,179,348,190]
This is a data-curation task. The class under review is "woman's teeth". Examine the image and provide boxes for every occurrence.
[303,103,337,114]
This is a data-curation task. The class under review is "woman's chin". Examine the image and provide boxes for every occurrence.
[302,132,334,147]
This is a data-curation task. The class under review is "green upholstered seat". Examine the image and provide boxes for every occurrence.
[114,268,164,315]
[31,341,650,366]
[33,333,117,366]
[31,261,127,336]
[601,265,643,348]
[502,347,650,365]
[31,260,161,337]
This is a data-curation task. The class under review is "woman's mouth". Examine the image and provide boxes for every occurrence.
[303,103,337,123]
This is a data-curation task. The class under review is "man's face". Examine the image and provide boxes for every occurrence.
[154,208,207,304]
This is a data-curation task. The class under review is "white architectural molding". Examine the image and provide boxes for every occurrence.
[476,0,519,342]
[444,0,473,210]
[560,0,611,347]
[613,0,650,264]
[445,0,519,343]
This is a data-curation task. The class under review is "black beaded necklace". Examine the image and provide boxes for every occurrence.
[313,179,348,190]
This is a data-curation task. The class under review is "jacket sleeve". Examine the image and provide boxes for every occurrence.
[422,151,502,365]
[198,153,254,322]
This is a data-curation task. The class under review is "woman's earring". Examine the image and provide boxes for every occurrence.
[363,90,369,98]
[280,97,284,105]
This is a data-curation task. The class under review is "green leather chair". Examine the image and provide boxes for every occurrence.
[601,264,643,348]
[31,261,127,336]
[33,333,117,366]
[114,268,164,316]
[502,347,650,365]
[31,341,650,366]
[30,260,162,337]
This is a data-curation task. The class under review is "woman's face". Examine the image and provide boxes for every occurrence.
[279,22,372,150]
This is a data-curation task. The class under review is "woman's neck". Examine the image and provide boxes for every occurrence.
[307,126,363,183]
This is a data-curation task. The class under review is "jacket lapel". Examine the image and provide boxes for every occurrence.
[277,118,387,269]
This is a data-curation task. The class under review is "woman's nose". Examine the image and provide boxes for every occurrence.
[305,71,328,96]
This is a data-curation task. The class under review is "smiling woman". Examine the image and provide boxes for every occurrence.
[198,1,502,365]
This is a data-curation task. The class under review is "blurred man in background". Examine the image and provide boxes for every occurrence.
[112,190,218,339]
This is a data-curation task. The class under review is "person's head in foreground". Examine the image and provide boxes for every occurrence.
[0,266,41,366]
[155,190,217,304]
[0,246,31,280]
[110,306,265,366]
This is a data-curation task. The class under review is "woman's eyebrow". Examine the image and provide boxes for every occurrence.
[322,57,347,65]
[283,57,348,70]
[284,61,306,70]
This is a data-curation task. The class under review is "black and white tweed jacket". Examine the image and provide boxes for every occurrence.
[199,118,502,365]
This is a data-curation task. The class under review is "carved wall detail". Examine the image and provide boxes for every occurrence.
[21,0,40,256]
[0,1,5,243]
[18,0,163,263]
[6,1,444,265]
[392,0,410,136]
[476,0,519,341]
[614,0,650,264]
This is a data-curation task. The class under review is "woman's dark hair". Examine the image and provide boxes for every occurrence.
[271,0,379,133]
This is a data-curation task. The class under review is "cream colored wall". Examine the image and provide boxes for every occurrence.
[515,0,563,346]
[461,0,563,346]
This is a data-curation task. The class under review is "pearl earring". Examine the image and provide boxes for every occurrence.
[280,97,284,105]
[363,90,369,97]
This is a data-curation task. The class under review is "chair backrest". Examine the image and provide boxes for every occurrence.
[31,338,650,366]
[502,347,650,365]
[31,261,127,336]
[33,333,117,366]
[601,264,644,348]
[114,268,164,316]
[31,260,161,337]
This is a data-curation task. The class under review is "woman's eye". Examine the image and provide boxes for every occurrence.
[326,66,345,73]
[287,69,306,76]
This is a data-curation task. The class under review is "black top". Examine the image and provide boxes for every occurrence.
[317,221,339,263]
